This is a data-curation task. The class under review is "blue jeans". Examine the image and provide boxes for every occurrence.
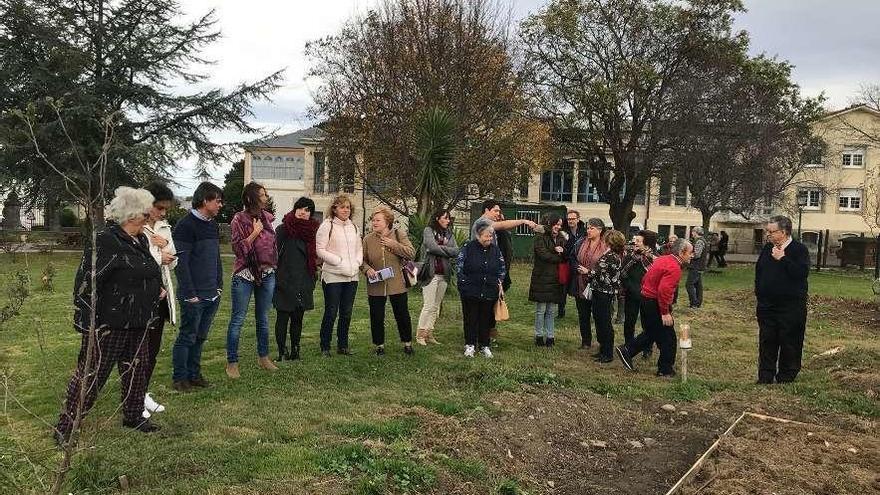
[226,273,276,362]
[320,281,358,351]
[172,297,220,382]
[534,302,557,338]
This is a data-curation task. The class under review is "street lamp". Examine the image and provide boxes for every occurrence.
[796,193,807,240]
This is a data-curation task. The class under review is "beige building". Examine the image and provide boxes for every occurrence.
[244,105,879,256]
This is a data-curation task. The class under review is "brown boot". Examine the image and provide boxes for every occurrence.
[415,328,427,346]
[258,355,278,372]
[225,362,240,379]
[426,328,440,345]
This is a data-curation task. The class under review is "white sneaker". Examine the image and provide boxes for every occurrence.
[144,393,166,413]
[481,346,493,359]
[142,409,151,419]
[464,345,476,358]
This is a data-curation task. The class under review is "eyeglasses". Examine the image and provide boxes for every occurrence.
[567,217,578,221]
[765,229,782,235]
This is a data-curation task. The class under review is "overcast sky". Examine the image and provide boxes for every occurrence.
[171,0,880,194]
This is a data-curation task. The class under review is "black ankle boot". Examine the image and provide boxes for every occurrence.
[290,345,300,360]
[277,347,287,362]
[545,338,555,347]
[535,336,545,346]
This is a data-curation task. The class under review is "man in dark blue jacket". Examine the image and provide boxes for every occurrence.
[755,215,810,384]
[171,182,224,392]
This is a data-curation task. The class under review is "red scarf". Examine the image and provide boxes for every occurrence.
[282,212,319,276]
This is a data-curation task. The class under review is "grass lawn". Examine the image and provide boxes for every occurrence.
[0,253,877,494]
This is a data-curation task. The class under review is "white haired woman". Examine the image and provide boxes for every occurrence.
[54,187,165,446]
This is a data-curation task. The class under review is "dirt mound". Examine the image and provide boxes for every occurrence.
[808,295,880,329]
[681,415,880,495]
[415,386,722,495]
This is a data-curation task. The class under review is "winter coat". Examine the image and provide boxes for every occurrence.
[73,222,163,333]
[230,210,278,275]
[620,248,655,299]
[528,231,566,304]
[588,250,622,295]
[456,240,506,301]
[316,217,363,283]
[273,223,317,312]
[419,227,459,286]
[361,228,415,297]
[145,220,178,325]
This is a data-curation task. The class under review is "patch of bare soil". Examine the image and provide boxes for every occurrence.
[808,295,880,330]
[414,386,725,495]
[831,369,880,400]
[680,415,880,495]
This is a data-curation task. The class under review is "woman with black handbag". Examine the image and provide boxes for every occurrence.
[415,209,459,345]
[361,206,416,356]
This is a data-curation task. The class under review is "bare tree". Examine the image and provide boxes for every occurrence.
[520,0,746,229]
[306,0,552,216]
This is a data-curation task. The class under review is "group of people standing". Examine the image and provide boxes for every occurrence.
[53,179,810,444]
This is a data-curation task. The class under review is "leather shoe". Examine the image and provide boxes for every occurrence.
[337,347,352,356]
[172,380,192,392]
[189,375,211,387]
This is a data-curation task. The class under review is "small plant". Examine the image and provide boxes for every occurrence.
[41,262,56,291]
[0,270,30,330]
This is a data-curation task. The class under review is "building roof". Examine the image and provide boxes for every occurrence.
[246,126,324,149]
[818,103,880,122]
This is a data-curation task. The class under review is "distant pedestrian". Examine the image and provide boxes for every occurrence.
[755,216,810,384]
[686,227,706,308]
[528,213,566,347]
[717,231,729,268]
[615,238,694,378]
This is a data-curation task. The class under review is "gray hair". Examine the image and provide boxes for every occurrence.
[692,226,704,236]
[768,215,793,235]
[106,187,154,224]
[474,218,495,237]
[586,217,605,229]
[670,238,693,256]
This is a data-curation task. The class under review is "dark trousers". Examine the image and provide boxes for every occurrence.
[623,292,641,346]
[558,296,567,317]
[144,299,169,387]
[320,281,358,351]
[172,297,220,382]
[276,308,305,353]
[756,300,807,383]
[575,297,594,346]
[592,291,614,358]
[686,268,703,307]
[368,293,413,346]
[461,297,495,348]
[57,328,150,434]
[625,298,677,375]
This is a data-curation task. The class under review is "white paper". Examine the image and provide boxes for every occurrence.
[368,266,395,283]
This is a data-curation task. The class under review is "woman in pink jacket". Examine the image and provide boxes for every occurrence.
[316,193,363,357]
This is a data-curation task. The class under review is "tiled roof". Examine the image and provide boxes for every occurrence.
[246,126,324,149]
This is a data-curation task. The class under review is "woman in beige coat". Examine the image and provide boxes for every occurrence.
[361,206,416,356]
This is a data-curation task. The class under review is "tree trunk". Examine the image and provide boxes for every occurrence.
[608,198,637,233]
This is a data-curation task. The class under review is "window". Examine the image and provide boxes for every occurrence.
[252,154,305,181]
[576,167,606,203]
[797,188,822,210]
[518,174,530,199]
[673,225,687,239]
[658,174,672,206]
[540,161,574,202]
[841,148,865,168]
[838,189,862,211]
[674,175,688,206]
[803,140,825,168]
[657,224,671,241]
[313,152,325,194]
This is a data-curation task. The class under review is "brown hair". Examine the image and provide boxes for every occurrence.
[327,193,355,220]
[370,205,394,229]
[242,181,265,215]
[603,229,626,255]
